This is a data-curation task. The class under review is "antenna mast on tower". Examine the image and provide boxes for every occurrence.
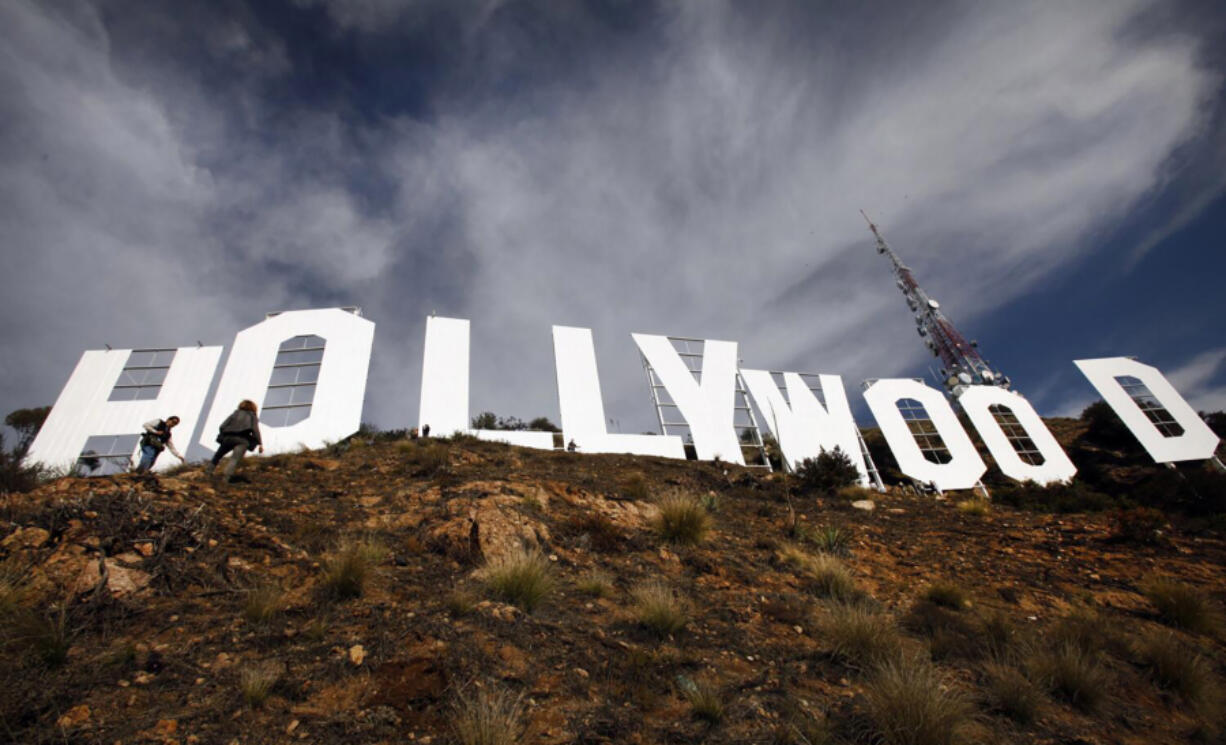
[860,210,1010,397]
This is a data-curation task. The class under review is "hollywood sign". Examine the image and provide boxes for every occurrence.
[27,309,1221,491]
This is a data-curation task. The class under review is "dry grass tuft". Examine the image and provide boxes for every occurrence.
[979,609,1015,656]
[575,570,614,598]
[779,546,860,601]
[7,604,72,668]
[819,601,903,670]
[1141,576,1219,634]
[451,683,525,745]
[445,590,479,617]
[481,546,554,612]
[1032,642,1110,712]
[243,583,284,626]
[921,582,970,611]
[982,660,1042,724]
[1135,629,1215,704]
[239,662,281,709]
[320,536,386,600]
[679,677,725,723]
[862,654,972,745]
[632,580,689,638]
[653,491,712,545]
[956,498,990,516]
[1049,605,1114,655]
[773,702,834,745]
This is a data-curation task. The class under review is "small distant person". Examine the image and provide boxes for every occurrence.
[134,416,185,473]
[409,427,419,440]
[207,400,263,481]
[567,439,577,452]
[421,424,431,438]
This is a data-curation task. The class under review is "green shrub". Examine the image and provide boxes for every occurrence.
[819,601,902,670]
[653,491,712,545]
[795,447,860,494]
[993,479,1116,513]
[862,654,972,745]
[632,581,689,638]
[481,546,554,612]
[1141,576,1219,633]
[982,661,1041,724]
[810,524,852,556]
[1111,507,1167,544]
[451,684,525,745]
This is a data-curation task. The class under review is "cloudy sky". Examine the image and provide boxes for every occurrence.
[2,0,1225,438]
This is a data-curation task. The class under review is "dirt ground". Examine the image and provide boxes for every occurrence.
[2,433,1224,744]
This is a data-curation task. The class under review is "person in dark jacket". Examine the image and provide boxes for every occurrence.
[133,416,185,473]
[207,399,264,480]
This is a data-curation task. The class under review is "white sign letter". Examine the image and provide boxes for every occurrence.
[863,379,986,491]
[1074,357,1219,463]
[957,386,1076,485]
[418,316,553,449]
[28,346,221,472]
[199,308,374,455]
[553,326,685,458]
[741,370,871,483]
[633,334,743,464]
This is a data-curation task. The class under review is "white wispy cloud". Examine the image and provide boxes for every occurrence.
[0,0,1222,434]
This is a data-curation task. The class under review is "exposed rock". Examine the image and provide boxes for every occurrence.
[55,704,90,729]
[1,525,50,550]
[851,500,876,511]
[349,644,367,666]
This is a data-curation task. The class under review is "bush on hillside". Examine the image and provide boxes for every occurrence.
[794,447,860,494]
[1079,400,1136,450]
[992,479,1116,513]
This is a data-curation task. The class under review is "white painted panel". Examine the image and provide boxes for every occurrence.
[863,378,986,491]
[741,369,871,484]
[1074,357,1219,463]
[633,334,743,464]
[957,386,1076,485]
[199,309,374,455]
[552,325,685,457]
[419,316,471,437]
[27,346,222,472]
[418,315,554,449]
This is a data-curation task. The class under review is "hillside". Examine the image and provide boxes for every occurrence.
[2,426,1226,745]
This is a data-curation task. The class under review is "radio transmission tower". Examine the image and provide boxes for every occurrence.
[860,211,1010,398]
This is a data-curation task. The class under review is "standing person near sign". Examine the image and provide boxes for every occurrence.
[207,400,264,481]
[134,416,186,473]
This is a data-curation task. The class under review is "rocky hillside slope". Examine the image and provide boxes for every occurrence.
[2,430,1225,745]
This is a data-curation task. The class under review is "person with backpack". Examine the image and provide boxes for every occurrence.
[206,400,264,480]
[133,416,185,473]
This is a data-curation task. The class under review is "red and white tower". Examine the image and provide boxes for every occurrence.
[861,211,1010,397]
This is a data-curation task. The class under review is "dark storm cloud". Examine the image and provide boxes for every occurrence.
[1,0,1224,434]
